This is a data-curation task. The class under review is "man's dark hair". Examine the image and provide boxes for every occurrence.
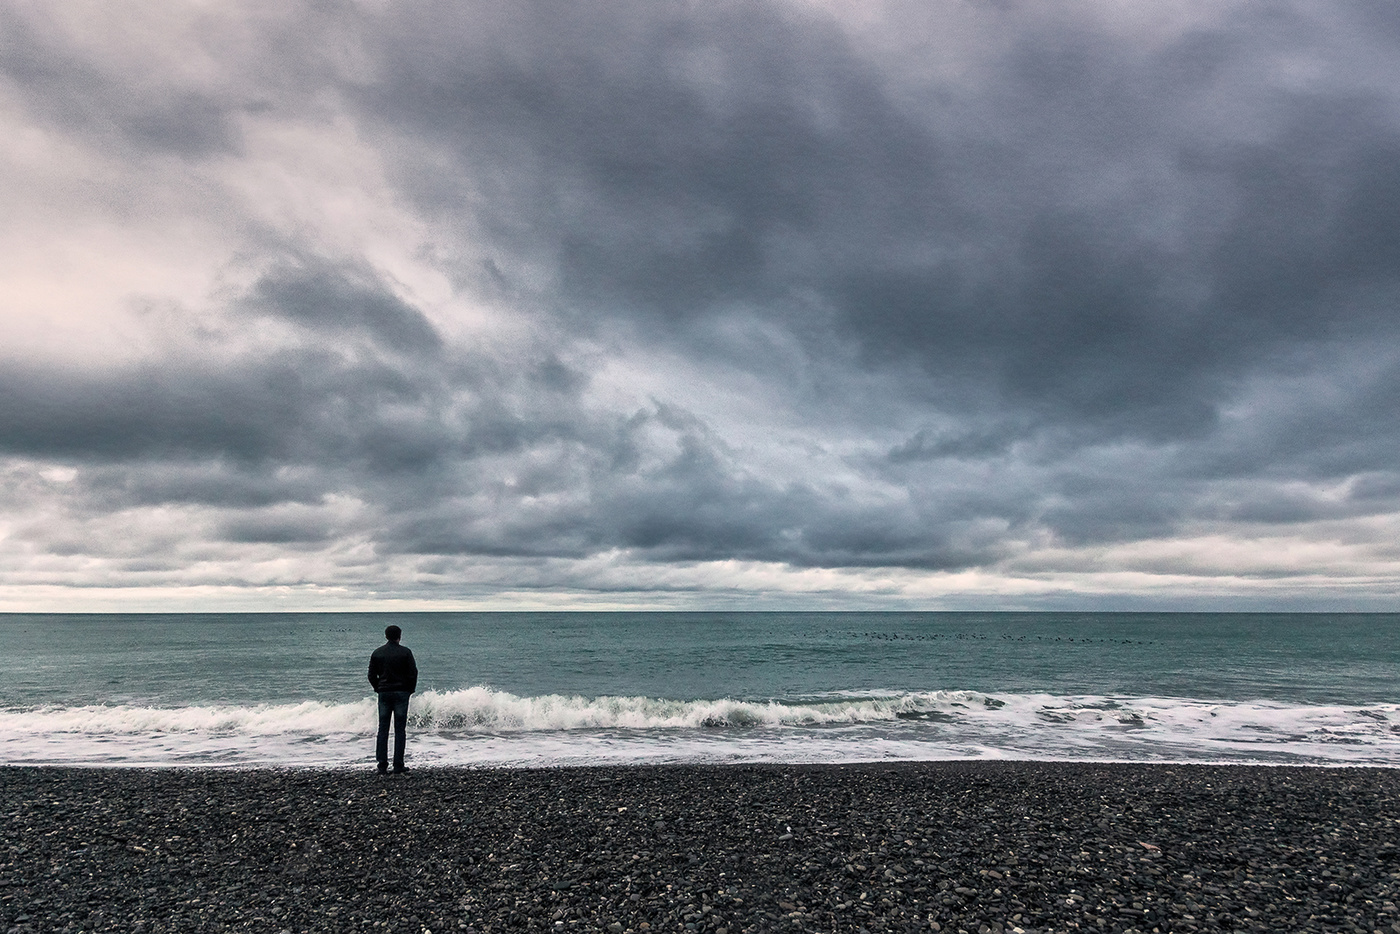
[385,625,402,642]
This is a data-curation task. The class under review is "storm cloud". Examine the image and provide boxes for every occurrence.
[3,0,1400,608]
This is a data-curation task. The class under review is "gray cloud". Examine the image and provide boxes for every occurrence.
[349,0,1400,437]
[242,257,444,353]
[0,6,245,158]
[4,0,1400,604]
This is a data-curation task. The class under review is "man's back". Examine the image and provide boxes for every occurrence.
[369,641,418,694]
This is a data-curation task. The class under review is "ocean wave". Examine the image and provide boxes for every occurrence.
[3,686,1397,736]
[3,688,1398,767]
[0,688,998,735]
[411,687,1015,730]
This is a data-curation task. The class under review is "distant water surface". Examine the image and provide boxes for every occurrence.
[2,612,1396,768]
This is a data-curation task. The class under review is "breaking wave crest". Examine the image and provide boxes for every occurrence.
[0,688,999,735]
[4,687,1398,767]
[411,687,1010,730]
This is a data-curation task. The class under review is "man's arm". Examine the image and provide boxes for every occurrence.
[368,654,381,690]
[407,650,419,694]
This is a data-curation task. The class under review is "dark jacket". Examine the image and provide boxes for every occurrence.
[368,642,418,694]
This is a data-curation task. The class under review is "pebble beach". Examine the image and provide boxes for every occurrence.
[3,762,1398,934]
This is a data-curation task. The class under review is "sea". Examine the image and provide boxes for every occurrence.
[2,612,1397,770]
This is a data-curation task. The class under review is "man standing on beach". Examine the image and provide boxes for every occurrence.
[368,625,418,775]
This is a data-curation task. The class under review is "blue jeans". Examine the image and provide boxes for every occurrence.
[376,691,411,771]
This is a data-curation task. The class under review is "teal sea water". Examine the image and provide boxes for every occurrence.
[2,612,1396,768]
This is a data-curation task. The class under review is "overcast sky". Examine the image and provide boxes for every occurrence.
[3,0,1400,611]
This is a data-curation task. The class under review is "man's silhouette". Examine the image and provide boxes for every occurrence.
[368,624,418,775]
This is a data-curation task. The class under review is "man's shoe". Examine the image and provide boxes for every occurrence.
[392,766,409,774]
[377,766,388,776]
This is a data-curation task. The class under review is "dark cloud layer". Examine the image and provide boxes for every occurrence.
[353,0,1400,444]
[4,0,1400,603]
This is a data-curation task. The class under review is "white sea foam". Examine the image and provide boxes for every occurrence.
[2,688,1397,768]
